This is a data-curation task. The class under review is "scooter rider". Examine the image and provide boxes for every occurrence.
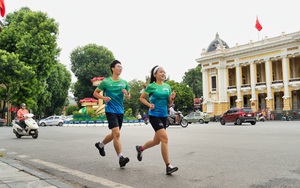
[169,104,178,124]
[17,103,29,129]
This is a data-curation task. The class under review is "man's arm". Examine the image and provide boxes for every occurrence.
[93,88,111,102]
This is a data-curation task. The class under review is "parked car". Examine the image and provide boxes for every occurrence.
[220,107,256,125]
[38,116,65,126]
[183,111,210,124]
[0,118,6,126]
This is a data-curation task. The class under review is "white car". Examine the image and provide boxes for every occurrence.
[39,116,64,126]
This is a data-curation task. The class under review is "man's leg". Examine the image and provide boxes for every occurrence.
[20,120,26,129]
[111,127,121,154]
[174,115,178,124]
[111,127,129,167]
[95,133,113,157]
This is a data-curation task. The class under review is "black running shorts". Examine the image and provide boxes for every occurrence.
[149,115,167,132]
[105,112,123,130]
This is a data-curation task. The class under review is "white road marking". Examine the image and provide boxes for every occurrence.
[0,148,6,151]
[6,152,17,155]
[18,155,29,158]
[31,159,133,188]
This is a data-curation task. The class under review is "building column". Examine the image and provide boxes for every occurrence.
[282,55,291,110]
[217,65,227,102]
[265,58,274,110]
[217,65,228,114]
[250,61,257,111]
[202,69,208,112]
[235,62,242,107]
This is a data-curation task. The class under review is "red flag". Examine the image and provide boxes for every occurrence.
[0,0,5,17]
[255,16,262,31]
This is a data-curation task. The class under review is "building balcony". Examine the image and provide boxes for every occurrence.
[255,82,267,93]
[271,80,283,91]
[256,82,266,86]
[227,85,237,95]
[289,78,300,89]
[227,86,236,90]
[241,84,251,93]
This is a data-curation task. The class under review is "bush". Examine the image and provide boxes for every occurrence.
[87,109,96,117]
[66,105,79,115]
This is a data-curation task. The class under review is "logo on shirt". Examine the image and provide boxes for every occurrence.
[118,83,125,88]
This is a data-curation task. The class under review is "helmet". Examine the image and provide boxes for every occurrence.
[21,103,26,106]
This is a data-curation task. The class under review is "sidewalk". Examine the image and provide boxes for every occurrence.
[0,157,74,188]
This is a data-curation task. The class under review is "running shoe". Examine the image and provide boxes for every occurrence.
[95,142,105,156]
[166,165,178,175]
[119,156,130,168]
[135,145,143,161]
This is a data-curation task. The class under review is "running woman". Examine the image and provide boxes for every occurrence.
[136,65,178,175]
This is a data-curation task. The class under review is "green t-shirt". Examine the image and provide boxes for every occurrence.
[97,77,130,114]
[144,82,171,117]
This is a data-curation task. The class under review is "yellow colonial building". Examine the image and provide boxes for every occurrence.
[196,31,300,117]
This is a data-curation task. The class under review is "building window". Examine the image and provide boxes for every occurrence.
[242,74,246,84]
[211,76,216,91]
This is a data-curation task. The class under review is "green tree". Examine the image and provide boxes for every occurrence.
[124,108,133,119]
[70,44,115,104]
[0,7,60,112]
[0,50,34,117]
[42,63,71,117]
[123,79,147,116]
[66,105,80,116]
[166,80,194,114]
[182,65,203,98]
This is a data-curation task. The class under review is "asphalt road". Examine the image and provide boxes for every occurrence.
[1,121,300,188]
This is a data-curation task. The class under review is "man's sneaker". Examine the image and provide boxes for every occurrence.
[135,145,143,161]
[119,156,130,168]
[95,142,105,156]
[166,165,178,175]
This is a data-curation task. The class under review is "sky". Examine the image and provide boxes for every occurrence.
[4,0,300,83]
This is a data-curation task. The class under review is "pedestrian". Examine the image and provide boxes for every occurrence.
[136,65,178,175]
[142,112,147,120]
[93,60,131,168]
[17,103,29,130]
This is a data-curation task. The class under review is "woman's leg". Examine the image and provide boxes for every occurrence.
[142,131,161,150]
[156,129,169,165]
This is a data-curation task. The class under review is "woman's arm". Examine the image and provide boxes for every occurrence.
[139,92,154,109]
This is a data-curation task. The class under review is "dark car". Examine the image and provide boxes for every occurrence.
[220,107,256,125]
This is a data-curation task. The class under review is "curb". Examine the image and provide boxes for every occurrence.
[0,157,73,188]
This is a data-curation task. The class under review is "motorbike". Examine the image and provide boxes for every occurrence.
[12,113,39,139]
[166,111,188,128]
[258,113,266,122]
[282,114,292,121]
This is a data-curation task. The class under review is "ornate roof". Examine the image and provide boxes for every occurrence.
[206,33,229,52]
[91,77,105,83]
